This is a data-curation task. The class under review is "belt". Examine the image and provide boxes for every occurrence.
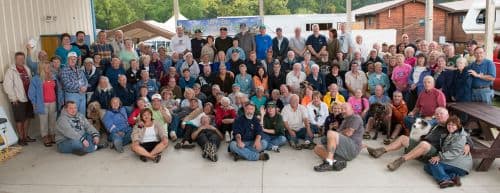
[472,86,490,89]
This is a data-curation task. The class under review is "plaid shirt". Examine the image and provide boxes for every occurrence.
[91,42,114,62]
[60,66,88,93]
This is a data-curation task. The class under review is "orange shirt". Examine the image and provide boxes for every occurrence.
[301,95,312,106]
[253,76,268,92]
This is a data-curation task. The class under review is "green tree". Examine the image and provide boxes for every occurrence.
[94,0,137,29]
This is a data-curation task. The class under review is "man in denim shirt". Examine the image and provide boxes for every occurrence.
[468,47,496,104]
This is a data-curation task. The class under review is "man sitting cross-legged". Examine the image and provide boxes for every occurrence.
[313,103,365,172]
[229,102,270,161]
[367,107,471,171]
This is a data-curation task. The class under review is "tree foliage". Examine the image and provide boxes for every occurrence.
[95,0,460,29]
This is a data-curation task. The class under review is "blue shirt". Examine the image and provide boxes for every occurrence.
[469,59,496,88]
[255,34,272,60]
[306,34,327,53]
[55,45,81,67]
[235,73,254,95]
[232,115,263,141]
[179,76,196,89]
[369,95,391,105]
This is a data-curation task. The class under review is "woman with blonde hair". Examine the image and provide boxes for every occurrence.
[28,60,57,146]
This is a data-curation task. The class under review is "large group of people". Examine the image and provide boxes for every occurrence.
[3,22,497,189]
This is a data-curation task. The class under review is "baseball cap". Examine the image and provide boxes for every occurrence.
[220,27,228,31]
[67,52,77,58]
[259,25,266,29]
[151,94,162,101]
[232,83,240,88]
[266,101,276,108]
[194,29,202,33]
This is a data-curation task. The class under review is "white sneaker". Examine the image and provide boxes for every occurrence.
[304,140,311,145]
[225,132,230,143]
[170,131,177,141]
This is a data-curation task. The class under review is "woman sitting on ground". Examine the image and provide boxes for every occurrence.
[131,108,168,163]
[103,97,132,153]
[424,116,472,189]
[191,115,223,162]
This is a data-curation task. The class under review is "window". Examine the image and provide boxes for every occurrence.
[306,23,333,31]
[459,15,465,23]
[368,16,375,26]
[477,10,486,24]
[419,18,425,26]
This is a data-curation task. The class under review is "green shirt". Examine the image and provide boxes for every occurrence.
[263,113,285,136]
[447,54,461,67]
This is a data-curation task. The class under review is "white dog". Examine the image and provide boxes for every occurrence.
[409,118,432,141]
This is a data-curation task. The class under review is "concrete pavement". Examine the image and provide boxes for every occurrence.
[0,139,499,193]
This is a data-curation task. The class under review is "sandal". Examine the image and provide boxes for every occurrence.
[182,143,196,149]
[383,138,393,145]
[363,133,371,140]
[174,142,182,149]
[153,155,162,163]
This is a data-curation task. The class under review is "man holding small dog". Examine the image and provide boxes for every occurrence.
[367,107,471,171]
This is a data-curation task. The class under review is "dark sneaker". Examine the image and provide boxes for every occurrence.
[174,142,182,149]
[232,152,241,161]
[387,157,405,171]
[96,143,108,150]
[314,160,347,172]
[290,141,302,150]
[302,141,316,150]
[139,156,147,162]
[72,149,87,156]
[259,153,270,161]
[452,176,461,186]
[114,140,124,153]
[154,155,162,163]
[367,147,386,158]
[182,142,196,149]
[439,180,455,189]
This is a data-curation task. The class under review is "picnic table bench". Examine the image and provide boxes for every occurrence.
[447,102,500,171]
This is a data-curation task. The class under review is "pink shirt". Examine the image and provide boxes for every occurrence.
[348,97,369,115]
[405,57,417,67]
[391,63,412,90]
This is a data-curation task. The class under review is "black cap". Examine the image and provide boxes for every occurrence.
[266,101,276,108]
[220,27,228,31]
[194,29,202,33]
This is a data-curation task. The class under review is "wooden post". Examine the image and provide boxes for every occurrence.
[259,0,264,23]
[173,0,179,26]
[346,0,352,32]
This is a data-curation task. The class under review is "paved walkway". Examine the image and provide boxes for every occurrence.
[0,139,499,193]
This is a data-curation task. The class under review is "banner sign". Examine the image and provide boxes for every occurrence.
[178,16,262,36]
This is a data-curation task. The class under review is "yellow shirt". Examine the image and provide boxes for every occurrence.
[323,92,346,111]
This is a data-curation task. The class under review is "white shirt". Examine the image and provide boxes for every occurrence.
[286,71,306,93]
[281,104,308,131]
[412,66,426,84]
[338,32,352,53]
[170,34,191,53]
[141,126,158,143]
[353,42,369,59]
[307,102,329,126]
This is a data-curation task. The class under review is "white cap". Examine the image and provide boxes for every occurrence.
[151,93,162,101]
[67,51,78,58]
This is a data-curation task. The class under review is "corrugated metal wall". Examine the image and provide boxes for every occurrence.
[0,0,94,81]
[0,0,94,127]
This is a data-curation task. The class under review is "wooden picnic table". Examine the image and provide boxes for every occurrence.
[447,102,500,171]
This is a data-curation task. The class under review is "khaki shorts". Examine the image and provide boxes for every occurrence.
[404,139,438,162]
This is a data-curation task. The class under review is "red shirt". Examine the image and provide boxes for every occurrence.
[128,108,142,126]
[16,65,30,94]
[415,88,446,117]
[42,80,56,103]
[215,105,237,127]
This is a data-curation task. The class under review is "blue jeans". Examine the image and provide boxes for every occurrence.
[471,88,493,104]
[168,116,181,137]
[124,106,133,117]
[424,162,468,182]
[57,133,96,154]
[263,135,287,150]
[229,140,267,161]
[109,130,132,146]
[65,92,86,115]
[286,127,314,144]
